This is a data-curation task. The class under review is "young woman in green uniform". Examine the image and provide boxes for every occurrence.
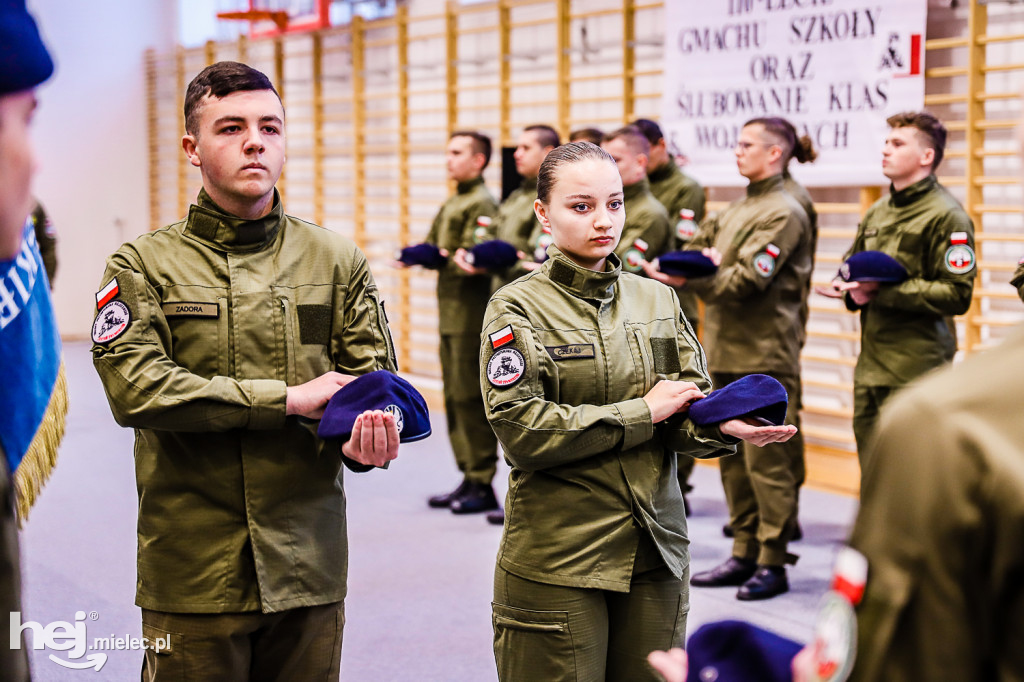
[480,141,797,681]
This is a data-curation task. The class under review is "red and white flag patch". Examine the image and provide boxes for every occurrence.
[477,216,492,227]
[950,231,968,245]
[96,278,119,310]
[765,243,781,257]
[489,324,514,349]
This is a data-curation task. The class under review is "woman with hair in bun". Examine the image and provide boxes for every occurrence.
[479,141,796,681]
[649,116,816,602]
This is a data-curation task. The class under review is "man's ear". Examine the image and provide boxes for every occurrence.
[182,134,201,169]
[921,146,935,170]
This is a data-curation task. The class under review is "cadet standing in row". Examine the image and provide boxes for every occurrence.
[1012,257,1024,301]
[685,117,815,601]
[825,112,974,472]
[480,141,796,681]
[91,62,401,679]
[632,117,707,511]
[489,124,560,290]
[601,126,672,275]
[423,131,502,514]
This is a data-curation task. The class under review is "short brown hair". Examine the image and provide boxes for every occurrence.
[744,117,817,166]
[569,127,604,145]
[184,61,281,136]
[523,124,560,150]
[887,111,947,171]
[450,130,493,169]
[602,125,650,157]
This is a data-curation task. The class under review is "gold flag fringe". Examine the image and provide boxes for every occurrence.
[14,361,68,526]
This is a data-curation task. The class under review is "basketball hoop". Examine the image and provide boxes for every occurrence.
[216,9,290,32]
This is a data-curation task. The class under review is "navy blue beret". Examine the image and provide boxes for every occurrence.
[397,243,447,270]
[657,250,718,278]
[688,374,788,426]
[318,370,431,443]
[0,0,54,96]
[686,620,802,682]
[839,250,908,283]
[465,240,519,270]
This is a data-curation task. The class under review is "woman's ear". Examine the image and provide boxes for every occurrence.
[534,199,550,228]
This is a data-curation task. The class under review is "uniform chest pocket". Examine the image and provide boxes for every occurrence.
[627,323,682,397]
[540,331,599,406]
[278,289,334,385]
[163,299,226,380]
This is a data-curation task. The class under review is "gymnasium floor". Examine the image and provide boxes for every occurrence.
[20,342,858,680]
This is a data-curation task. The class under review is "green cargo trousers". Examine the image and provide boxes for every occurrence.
[440,332,498,484]
[492,537,688,682]
[140,601,344,681]
[715,371,804,567]
[852,383,899,473]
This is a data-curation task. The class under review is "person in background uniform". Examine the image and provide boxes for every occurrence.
[29,200,55,284]
[684,117,814,601]
[0,2,57,679]
[569,127,604,146]
[1012,258,1024,302]
[451,124,559,526]
[601,126,672,276]
[481,141,796,681]
[91,62,401,680]
[422,131,501,514]
[632,117,707,513]
[822,112,974,472]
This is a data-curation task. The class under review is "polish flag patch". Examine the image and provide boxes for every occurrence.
[950,231,968,245]
[765,244,781,257]
[477,216,492,227]
[96,278,119,310]
[489,324,515,349]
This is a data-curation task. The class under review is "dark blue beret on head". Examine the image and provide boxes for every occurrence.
[657,250,718,278]
[839,250,908,283]
[397,243,447,270]
[688,374,788,426]
[0,0,54,96]
[318,370,431,443]
[465,240,519,270]
[686,620,802,682]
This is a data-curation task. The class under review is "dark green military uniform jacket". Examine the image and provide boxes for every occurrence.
[844,175,975,387]
[649,159,705,324]
[688,174,813,375]
[1010,259,1024,302]
[492,176,540,289]
[31,202,57,284]
[480,248,736,592]
[847,324,1024,681]
[426,176,498,334]
[617,178,672,275]
[92,190,397,614]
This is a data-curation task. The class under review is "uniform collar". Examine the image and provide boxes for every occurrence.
[542,246,620,302]
[624,177,651,201]
[889,174,937,208]
[746,174,784,198]
[185,188,285,252]
[456,176,486,194]
[648,158,678,185]
[519,175,538,192]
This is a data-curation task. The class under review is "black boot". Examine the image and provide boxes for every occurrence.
[486,508,505,525]
[690,557,756,587]
[722,523,734,538]
[450,482,499,514]
[428,479,469,509]
[737,565,789,600]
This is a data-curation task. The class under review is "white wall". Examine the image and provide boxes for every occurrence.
[27,0,177,339]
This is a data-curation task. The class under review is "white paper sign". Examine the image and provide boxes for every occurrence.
[661,0,927,187]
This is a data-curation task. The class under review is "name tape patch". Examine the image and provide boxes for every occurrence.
[545,344,595,360]
[161,302,219,318]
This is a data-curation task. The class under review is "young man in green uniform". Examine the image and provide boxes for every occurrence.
[686,117,815,600]
[424,131,501,514]
[601,126,672,276]
[1012,258,1024,301]
[91,62,402,680]
[1,2,56,678]
[828,112,974,470]
[450,124,558,525]
[486,124,559,291]
[631,117,707,511]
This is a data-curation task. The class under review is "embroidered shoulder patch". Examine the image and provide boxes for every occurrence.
[95,278,119,309]
[945,244,975,275]
[92,300,131,344]
[487,347,525,388]
[753,251,776,277]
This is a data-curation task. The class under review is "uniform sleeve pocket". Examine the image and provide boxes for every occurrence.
[492,603,576,681]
